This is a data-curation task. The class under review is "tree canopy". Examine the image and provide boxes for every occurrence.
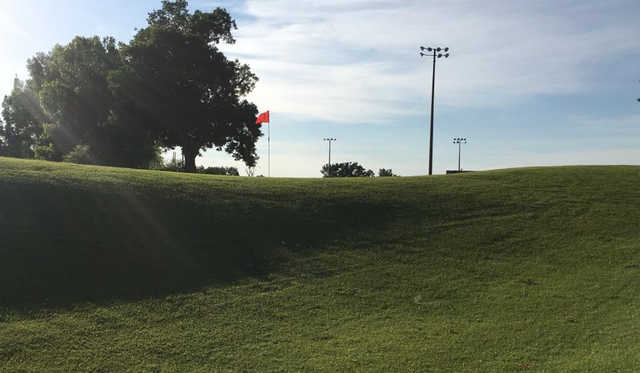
[321,162,375,178]
[111,0,261,172]
[0,78,46,158]
[0,0,261,172]
[25,36,158,167]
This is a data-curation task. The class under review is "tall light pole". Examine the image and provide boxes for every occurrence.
[420,46,450,175]
[452,137,467,172]
[324,138,336,177]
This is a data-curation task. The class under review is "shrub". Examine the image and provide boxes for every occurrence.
[63,145,94,165]
[379,169,397,177]
[199,166,240,176]
[321,162,375,178]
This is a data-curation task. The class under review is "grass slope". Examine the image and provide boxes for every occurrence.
[1,157,640,372]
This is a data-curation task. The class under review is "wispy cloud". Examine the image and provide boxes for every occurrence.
[571,114,640,137]
[218,0,640,123]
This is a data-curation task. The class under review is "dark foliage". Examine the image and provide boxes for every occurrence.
[321,162,375,178]
[63,145,95,165]
[0,78,46,158]
[378,168,397,177]
[27,36,158,168]
[198,166,240,176]
[2,1,259,172]
[111,1,261,172]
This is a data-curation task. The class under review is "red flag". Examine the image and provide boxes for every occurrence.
[256,111,270,124]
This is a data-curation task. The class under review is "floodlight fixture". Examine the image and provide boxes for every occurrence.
[323,138,337,176]
[418,45,452,175]
[452,137,468,172]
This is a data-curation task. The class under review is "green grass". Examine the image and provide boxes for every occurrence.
[1,157,640,371]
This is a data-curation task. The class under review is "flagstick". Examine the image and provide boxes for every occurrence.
[268,117,271,177]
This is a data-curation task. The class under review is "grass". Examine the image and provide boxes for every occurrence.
[1,157,640,371]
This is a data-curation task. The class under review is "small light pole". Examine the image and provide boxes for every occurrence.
[420,46,450,175]
[323,138,336,176]
[452,137,467,172]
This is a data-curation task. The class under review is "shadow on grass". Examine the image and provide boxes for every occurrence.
[0,180,404,308]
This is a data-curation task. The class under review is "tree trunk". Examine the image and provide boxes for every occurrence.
[182,146,198,173]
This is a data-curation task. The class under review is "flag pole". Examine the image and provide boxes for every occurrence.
[268,113,271,177]
[256,111,271,177]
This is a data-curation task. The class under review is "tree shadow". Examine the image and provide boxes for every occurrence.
[0,179,403,309]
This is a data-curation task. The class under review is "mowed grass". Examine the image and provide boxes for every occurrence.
[1,157,640,372]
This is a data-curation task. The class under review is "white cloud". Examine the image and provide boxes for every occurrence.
[219,0,640,123]
[571,114,640,136]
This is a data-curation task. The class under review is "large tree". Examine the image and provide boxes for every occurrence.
[111,0,261,172]
[28,36,158,167]
[0,78,46,158]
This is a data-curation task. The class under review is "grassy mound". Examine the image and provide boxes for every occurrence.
[1,157,640,371]
[0,157,396,302]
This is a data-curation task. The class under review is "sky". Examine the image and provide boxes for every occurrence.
[0,0,639,177]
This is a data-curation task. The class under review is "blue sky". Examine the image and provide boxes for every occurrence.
[1,0,639,176]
